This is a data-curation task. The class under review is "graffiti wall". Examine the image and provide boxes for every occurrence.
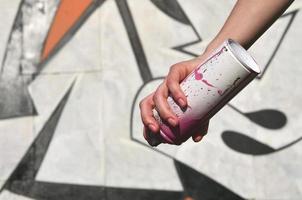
[0,0,302,199]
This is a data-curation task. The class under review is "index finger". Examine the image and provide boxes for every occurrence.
[139,93,159,133]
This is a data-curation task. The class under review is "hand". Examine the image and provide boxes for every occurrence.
[139,55,210,144]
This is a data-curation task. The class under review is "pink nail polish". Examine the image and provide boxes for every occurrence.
[194,135,203,142]
[178,98,186,107]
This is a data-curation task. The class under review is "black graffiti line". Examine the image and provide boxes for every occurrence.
[151,0,205,58]
[173,39,202,57]
[1,79,76,194]
[150,0,191,26]
[174,160,244,200]
[162,0,202,57]
[116,0,153,83]
[8,180,183,200]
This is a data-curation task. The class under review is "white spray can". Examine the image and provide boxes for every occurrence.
[147,39,261,146]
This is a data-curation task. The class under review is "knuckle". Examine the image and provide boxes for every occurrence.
[160,109,173,120]
[168,85,183,99]
[166,77,175,87]
[154,87,163,100]
[140,115,146,123]
[161,113,170,121]
[169,64,177,70]
[142,116,150,124]
[141,113,151,124]
[169,64,178,73]
[139,101,143,109]
[166,79,180,93]
[172,91,182,99]
[152,92,160,103]
[139,99,146,109]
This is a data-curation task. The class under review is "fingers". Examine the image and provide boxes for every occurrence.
[192,121,209,142]
[141,58,208,139]
[139,93,159,133]
[153,83,178,126]
[166,64,189,108]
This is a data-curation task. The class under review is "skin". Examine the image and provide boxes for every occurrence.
[140,0,295,144]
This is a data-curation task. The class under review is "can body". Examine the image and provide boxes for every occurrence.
[147,39,261,146]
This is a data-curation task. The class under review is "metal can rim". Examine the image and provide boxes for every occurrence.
[225,39,261,74]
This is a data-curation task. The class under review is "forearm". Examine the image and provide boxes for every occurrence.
[203,0,294,55]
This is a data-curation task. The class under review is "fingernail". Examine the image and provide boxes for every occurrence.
[178,98,186,107]
[194,135,203,142]
[148,124,157,132]
[168,118,178,127]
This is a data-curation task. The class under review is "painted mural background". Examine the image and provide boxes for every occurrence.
[0,0,302,199]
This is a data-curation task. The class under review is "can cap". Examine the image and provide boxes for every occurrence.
[226,39,261,74]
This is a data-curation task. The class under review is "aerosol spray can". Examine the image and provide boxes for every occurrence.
[147,39,261,146]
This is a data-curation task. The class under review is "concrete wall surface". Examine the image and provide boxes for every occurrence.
[0,0,302,199]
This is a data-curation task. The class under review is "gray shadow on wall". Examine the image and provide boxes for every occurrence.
[228,104,287,130]
[222,131,302,155]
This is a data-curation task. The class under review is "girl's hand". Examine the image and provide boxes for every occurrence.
[139,55,210,144]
